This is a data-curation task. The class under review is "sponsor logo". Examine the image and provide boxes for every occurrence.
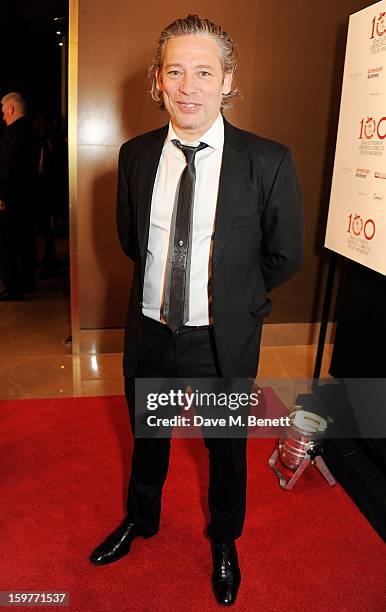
[374,171,386,178]
[349,72,363,80]
[367,66,383,78]
[373,192,383,200]
[356,168,370,178]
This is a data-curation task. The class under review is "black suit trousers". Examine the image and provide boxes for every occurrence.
[0,210,36,296]
[124,315,248,544]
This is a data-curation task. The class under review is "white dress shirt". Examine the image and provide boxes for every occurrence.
[142,113,224,326]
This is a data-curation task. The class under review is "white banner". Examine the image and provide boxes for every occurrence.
[325,0,386,276]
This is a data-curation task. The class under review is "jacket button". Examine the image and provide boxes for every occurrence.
[139,300,143,307]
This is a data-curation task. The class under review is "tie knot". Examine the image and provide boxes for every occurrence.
[172,139,208,164]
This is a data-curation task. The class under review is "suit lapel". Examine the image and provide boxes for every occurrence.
[136,126,168,267]
[212,120,249,270]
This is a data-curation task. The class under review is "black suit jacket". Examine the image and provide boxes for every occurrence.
[117,118,303,378]
[0,116,41,217]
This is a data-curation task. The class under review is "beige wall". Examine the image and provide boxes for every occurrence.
[76,0,372,330]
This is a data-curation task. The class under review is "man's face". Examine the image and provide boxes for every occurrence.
[1,101,13,126]
[156,34,232,141]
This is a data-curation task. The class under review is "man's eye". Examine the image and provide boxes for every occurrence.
[198,71,211,77]
[167,70,181,76]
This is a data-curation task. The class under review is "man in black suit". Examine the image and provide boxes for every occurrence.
[0,92,40,300]
[90,15,303,605]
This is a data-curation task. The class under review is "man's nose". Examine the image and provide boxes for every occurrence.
[179,73,197,95]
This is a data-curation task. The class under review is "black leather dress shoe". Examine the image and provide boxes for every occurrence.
[89,518,158,565]
[211,542,241,606]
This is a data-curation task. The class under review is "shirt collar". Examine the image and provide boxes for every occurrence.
[165,113,224,150]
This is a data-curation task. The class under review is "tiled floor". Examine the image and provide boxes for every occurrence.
[0,275,333,400]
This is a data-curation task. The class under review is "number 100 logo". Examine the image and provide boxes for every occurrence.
[347,213,376,240]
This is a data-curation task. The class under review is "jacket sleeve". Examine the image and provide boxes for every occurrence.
[116,143,136,262]
[0,129,18,202]
[260,147,303,292]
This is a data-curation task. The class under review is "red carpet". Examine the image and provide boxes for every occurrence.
[0,396,385,611]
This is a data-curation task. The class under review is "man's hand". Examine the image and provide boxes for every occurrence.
[0,200,6,211]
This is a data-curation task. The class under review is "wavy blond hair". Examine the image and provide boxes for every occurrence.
[149,14,239,111]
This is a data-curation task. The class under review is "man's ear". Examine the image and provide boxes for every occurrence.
[222,71,233,95]
[155,69,163,92]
